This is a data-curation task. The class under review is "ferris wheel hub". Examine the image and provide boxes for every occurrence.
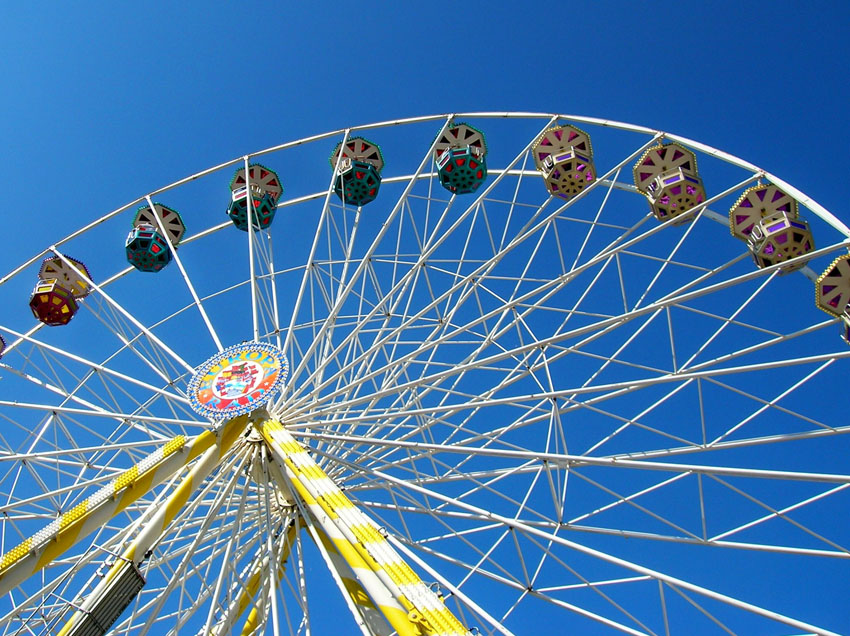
[187,342,288,419]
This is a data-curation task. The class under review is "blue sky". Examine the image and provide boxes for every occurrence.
[2,2,848,252]
[1,2,849,634]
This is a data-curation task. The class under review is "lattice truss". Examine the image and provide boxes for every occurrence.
[0,114,847,636]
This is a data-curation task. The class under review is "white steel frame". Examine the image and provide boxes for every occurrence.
[0,113,847,635]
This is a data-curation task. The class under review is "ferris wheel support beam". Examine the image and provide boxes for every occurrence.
[258,444,283,636]
[202,444,257,636]
[205,521,298,636]
[54,418,246,636]
[252,411,471,636]
[0,414,248,597]
[296,503,391,636]
[133,447,253,636]
[0,463,191,632]
[126,490,267,635]
[275,451,389,635]
[387,534,516,636]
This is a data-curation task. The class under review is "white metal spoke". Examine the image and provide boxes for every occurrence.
[145,195,224,353]
[0,113,847,634]
[49,246,194,374]
[368,467,841,636]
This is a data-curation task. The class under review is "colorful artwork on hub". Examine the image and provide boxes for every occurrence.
[188,342,288,419]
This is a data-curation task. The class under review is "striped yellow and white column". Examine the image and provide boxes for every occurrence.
[253,414,470,636]
[55,414,249,636]
[309,520,395,636]
[264,456,390,635]
[0,414,249,596]
[200,520,299,636]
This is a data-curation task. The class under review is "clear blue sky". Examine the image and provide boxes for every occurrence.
[2,1,847,258]
[1,2,848,634]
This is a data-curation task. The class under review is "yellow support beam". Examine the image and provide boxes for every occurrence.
[53,414,249,636]
[227,521,298,636]
[0,414,248,596]
[310,521,395,636]
[253,413,469,636]
[288,488,392,636]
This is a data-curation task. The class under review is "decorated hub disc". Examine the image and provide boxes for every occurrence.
[188,342,288,419]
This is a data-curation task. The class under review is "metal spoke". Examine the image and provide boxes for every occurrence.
[0,113,847,635]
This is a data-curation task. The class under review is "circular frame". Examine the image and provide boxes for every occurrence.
[0,113,847,636]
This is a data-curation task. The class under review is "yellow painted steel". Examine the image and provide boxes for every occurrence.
[233,521,298,636]
[311,527,394,636]
[54,414,249,636]
[265,453,392,636]
[0,539,31,571]
[27,408,467,635]
[0,415,249,597]
[254,415,469,636]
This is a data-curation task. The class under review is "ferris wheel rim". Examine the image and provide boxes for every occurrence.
[2,111,846,291]
[0,112,848,635]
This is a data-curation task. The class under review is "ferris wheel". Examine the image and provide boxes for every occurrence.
[0,112,848,635]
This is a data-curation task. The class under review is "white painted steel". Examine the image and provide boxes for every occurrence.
[145,195,224,353]
[0,114,847,635]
